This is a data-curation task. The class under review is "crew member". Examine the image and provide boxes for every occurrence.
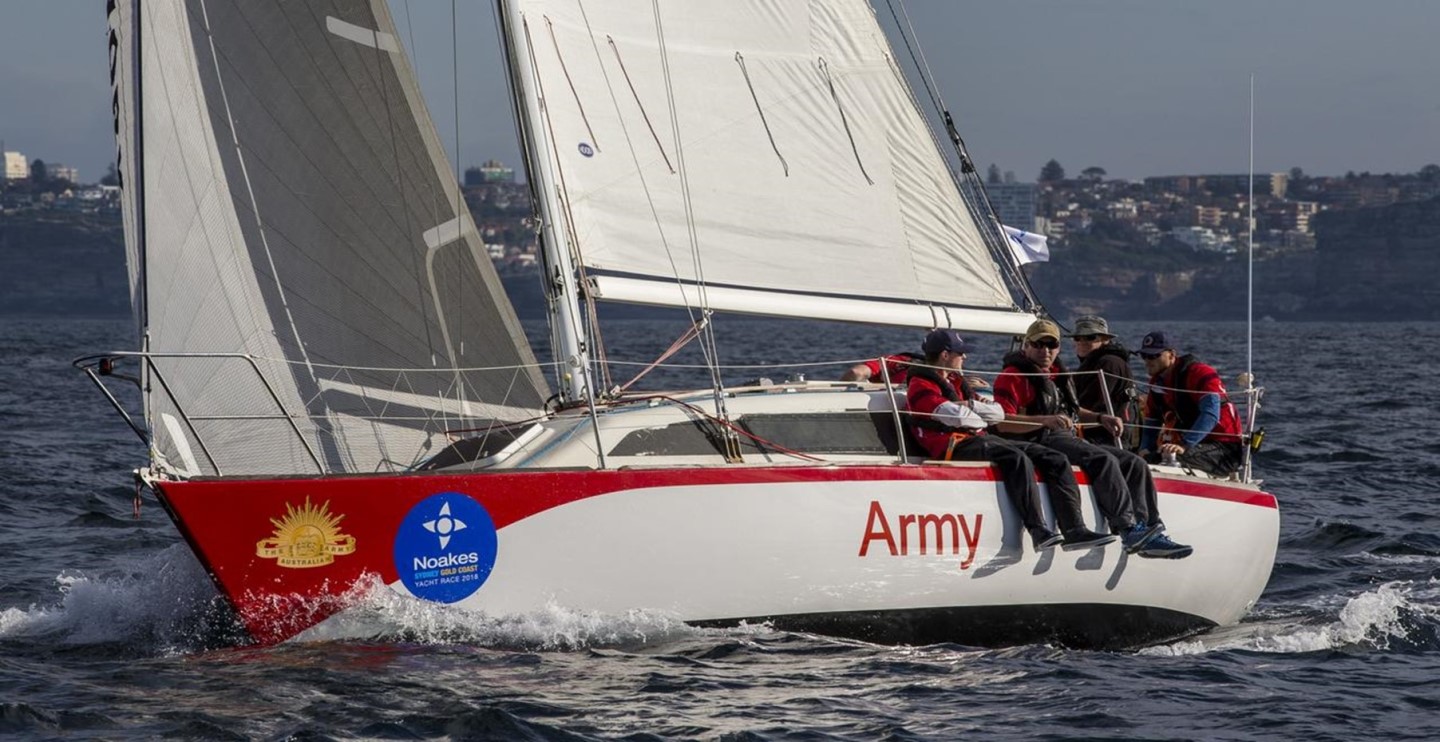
[1136,330,1245,478]
[907,328,1114,552]
[992,319,1192,559]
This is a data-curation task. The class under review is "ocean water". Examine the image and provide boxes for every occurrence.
[2,316,1438,740]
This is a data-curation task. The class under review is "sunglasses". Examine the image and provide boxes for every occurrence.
[1028,339,1059,350]
[1073,335,1102,342]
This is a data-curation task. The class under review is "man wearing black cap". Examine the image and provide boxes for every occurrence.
[992,319,1192,559]
[907,328,1115,552]
[1070,315,1139,449]
[1136,331,1244,477]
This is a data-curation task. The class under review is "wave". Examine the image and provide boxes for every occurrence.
[0,544,243,656]
[1282,520,1383,551]
[293,580,763,650]
[1141,580,1440,656]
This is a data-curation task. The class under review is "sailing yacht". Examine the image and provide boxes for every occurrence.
[82,0,1277,648]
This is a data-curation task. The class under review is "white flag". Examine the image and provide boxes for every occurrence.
[1002,225,1050,265]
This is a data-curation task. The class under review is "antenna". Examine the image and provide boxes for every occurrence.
[1247,75,1254,382]
[1241,74,1260,483]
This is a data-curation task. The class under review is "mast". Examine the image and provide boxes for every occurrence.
[495,0,593,404]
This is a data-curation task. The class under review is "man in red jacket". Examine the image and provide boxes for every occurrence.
[906,328,1114,552]
[992,319,1192,559]
[1136,331,1245,478]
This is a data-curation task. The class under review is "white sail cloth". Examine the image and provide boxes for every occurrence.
[503,0,1031,329]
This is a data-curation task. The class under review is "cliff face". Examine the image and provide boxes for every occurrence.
[1308,199,1440,319]
[1029,196,1440,321]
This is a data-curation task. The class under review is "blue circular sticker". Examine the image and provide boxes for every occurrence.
[577,142,595,157]
[393,492,498,603]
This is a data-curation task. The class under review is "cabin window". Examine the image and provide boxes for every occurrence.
[607,412,896,458]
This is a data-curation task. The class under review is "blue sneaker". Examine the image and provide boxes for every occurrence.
[1138,533,1193,559]
[1121,523,1163,554]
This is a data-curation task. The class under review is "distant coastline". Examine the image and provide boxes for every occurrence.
[4,197,1440,323]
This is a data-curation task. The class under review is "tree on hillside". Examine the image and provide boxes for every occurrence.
[30,159,48,184]
[1420,164,1440,182]
[986,163,1002,184]
[1080,166,1107,181]
[1039,159,1065,182]
[101,163,120,187]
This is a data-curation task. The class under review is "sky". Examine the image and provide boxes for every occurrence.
[1,0,1437,183]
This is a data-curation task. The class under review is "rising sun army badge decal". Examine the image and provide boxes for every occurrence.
[256,497,357,569]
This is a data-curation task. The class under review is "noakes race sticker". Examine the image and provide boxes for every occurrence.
[393,492,498,603]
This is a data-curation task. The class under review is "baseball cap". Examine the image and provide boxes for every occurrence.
[1024,319,1061,343]
[922,328,971,356]
[1138,331,1175,358]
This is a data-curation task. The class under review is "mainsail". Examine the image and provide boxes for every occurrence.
[500,0,1036,333]
[109,0,549,477]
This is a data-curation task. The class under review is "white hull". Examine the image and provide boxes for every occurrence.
[156,387,1278,648]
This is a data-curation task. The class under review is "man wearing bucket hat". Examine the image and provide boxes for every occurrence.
[1069,315,1139,449]
[1136,330,1244,478]
[992,319,1192,559]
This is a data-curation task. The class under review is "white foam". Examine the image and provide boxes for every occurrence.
[1143,580,1438,656]
[0,544,222,653]
[294,580,762,649]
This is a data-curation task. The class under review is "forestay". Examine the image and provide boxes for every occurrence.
[502,0,1034,331]
[109,0,548,477]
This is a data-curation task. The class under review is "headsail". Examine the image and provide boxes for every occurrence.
[109,0,549,477]
[501,0,1036,332]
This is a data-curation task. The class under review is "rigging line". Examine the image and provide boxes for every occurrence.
[195,1,322,389]
[734,52,788,177]
[818,57,874,186]
[449,0,464,432]
[615,319,707,393]
[650,0,727,411]
[190,6,467,345]
[552,0,711,403]
[571,1,708,343]
[553,177,614,393]
[631,394,824,463]
[223,5,469,349]
[544,16,600,151]
[253,7,444,253]
[384,0,440,370]
[885,0,944,115]
[608,36,676,174]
